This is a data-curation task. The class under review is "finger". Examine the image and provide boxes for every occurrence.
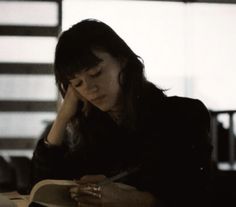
[70,185,102,199]
[71,193,79,201]
[71,85,82,99]
[78,175,106,184]
[69,84,86,101]
[81,190,102,199]
[70,186,80,194]
[70,185,90,194]
[66,84,75,95]
[70,85,82,100]
[70,184,101,193]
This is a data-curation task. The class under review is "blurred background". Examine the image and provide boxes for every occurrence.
[0,0,236,194]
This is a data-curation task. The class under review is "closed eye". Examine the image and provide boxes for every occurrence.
[90,70,101,77]
[75,81,82,88]
[88,67,102,77]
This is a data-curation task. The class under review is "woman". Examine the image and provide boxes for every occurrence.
[31,19,213,207]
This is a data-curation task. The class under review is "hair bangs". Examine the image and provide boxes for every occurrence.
[55,45,102,85]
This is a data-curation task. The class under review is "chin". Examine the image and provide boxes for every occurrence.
[94,104,111,112]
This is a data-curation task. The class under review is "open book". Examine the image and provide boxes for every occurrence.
[1,191,29,207]
[0,194,17,207]
[29,179,78,207]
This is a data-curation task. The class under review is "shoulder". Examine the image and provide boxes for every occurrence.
[166,96,209,115]
[166,96,208,114]
[139,82,210,130]
[142,82,209,119]
[141,81,208,112]
[164,96,210,130]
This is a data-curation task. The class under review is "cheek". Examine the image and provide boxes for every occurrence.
[110,72,120,90]
[106,78,121,99]
[105,68,119,84]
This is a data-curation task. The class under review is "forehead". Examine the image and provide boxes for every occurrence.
[69,50,114,80]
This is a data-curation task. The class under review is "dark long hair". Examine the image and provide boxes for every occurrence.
[54,19,164,146]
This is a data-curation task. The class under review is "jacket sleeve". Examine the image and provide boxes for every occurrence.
[135,99,213,207]
[29,122,69,190]
[164,99,212,206]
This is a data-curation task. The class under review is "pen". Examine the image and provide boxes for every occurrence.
[98,165,141,186]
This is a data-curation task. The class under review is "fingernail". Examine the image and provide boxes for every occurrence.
[94,186,101,192]
[87,191,101,198]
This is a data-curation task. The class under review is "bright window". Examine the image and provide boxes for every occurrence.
[63,0,236,111]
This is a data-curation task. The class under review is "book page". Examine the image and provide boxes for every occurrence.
[30,180,78,207]
[1,191,29,207]
[0,194,17,207]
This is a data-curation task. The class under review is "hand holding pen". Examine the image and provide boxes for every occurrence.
[69,166,140,206]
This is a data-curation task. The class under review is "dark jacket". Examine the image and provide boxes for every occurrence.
[31,83,212,207]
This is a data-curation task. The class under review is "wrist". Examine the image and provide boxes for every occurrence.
[57,110,72,123]
[46,115,68,146]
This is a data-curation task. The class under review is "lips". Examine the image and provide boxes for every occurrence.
[90,95,105,102]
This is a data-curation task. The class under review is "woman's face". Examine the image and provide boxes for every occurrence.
[69,50,123,112]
